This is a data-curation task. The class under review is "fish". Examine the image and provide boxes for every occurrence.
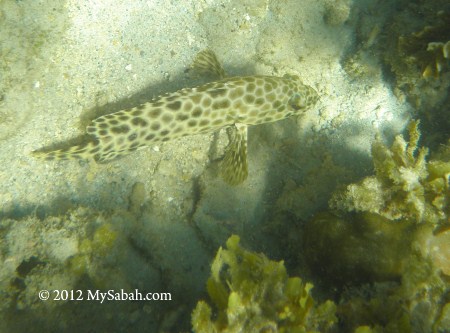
[32,50,319,185]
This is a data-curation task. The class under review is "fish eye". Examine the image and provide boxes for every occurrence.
[288,93,305,111]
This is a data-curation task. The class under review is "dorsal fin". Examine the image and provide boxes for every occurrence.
[191,49,226,79]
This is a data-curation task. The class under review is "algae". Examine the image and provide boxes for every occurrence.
[330,120,449,225]
[396,10,450,79]
[300,210,450,332]
[191,235,337,333]
[297,120,450,332]
[0,202,173,332]
[1,0,448,332]
[303,212,414,288]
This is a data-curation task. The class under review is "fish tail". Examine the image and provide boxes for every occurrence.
[31,140,101,161]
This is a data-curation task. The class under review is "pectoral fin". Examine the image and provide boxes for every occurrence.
[220,123,248,185]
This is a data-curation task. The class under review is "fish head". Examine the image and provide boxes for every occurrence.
[284,74,319,113]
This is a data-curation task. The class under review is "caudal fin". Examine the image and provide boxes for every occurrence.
[31,140,101,161]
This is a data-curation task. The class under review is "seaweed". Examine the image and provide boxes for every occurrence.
[397,10,450,79]
[305,120,450,331]
[191,235,337,333]
[330,120,449,225]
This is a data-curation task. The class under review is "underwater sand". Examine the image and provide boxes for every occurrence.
[2,0,446,332]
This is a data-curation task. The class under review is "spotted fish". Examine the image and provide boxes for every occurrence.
[33,50,318,185]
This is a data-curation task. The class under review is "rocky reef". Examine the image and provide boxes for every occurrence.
[392,9,450,81]
[0,183,211,332]
[300,121,450,332]
[342,1,449,148]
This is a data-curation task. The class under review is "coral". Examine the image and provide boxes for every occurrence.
[394,250,448,332]
[330,120,449,225]
[191,235,337,333]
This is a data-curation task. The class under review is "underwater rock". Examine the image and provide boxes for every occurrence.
[302,209,450,332]
[416,225,450,276]
[302,212,413,288]
[323,0,353,26]
[128,182,146,215]
[0,203,179,331]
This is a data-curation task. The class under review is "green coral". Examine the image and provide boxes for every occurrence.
[330,120,449,225]
[191,235,337,333]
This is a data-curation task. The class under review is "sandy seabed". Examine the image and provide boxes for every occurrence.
[2,0,442,332]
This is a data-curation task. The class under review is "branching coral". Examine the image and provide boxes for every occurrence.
[330,120,449,224]
[191,235,337,333]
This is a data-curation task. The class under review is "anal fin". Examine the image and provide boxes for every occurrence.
[220,123,248,185]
